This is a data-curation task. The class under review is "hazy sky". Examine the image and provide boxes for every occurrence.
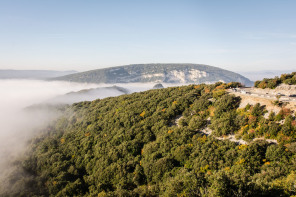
[0,0,295,72]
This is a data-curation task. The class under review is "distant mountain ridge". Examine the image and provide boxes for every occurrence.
[0,69,77,79]
[53,64,253,86]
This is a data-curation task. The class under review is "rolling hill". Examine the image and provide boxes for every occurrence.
[53,64,253,86]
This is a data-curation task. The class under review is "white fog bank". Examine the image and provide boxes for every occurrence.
[0,80,101,171]
[0,80,163,174]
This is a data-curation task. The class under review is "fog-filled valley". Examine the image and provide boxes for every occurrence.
[0,80,94,178]
[0,79,155,187]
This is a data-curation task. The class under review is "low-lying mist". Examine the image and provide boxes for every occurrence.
[0,79,160,189]
[0,80,99,179]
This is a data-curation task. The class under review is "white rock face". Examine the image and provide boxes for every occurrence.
[142,73,165,78]
[121,68,210,83]
[165,69,208,83]
[188,69,208,81]
[167,70,186,83]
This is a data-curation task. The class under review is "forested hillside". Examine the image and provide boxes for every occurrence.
[254,72,296,89]
[2,82,296,197]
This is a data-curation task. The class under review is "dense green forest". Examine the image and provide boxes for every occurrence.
[2,82,296,197]
[254,72,296,89]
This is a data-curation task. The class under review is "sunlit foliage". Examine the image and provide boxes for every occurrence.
[2,82,296,197]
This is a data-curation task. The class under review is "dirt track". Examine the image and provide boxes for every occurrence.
[229,90,296,114]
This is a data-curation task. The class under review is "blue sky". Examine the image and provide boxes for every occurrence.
[0,0,295,72]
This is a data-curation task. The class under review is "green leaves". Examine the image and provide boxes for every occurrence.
[3,83,296,196]
[255,72,296,89]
